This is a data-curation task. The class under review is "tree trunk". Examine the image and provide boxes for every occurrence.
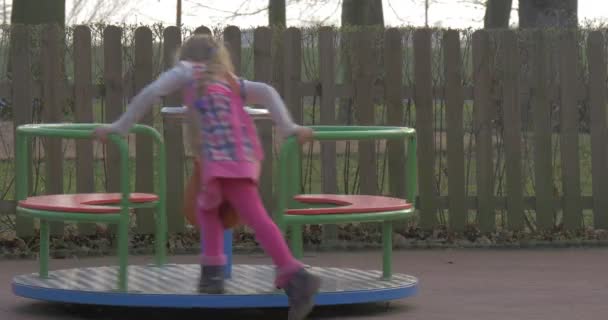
[176,0,182,26]
[341,0,362,26]
[268,0,286,27]
[519,0,577,28]
[368,0,384,26]
[341,0,383,26]
[8,0,65,85]
[338,0,384,123]
[484,0,513,28]
[11,0,64,26]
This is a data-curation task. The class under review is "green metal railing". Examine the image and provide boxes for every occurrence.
[276,125,417,279]
[15,123,167,291]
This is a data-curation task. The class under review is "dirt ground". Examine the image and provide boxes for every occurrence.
[2,248,608,320]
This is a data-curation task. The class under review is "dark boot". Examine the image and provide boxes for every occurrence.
[198,265,225,294]
[284,268,321,320]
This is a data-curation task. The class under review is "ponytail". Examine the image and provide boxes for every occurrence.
[177,34,240,158]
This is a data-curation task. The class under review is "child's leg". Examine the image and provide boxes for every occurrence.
[197,204,226,294]
[219,178,302,287]
[198,206,226,266]
[221,178,320,320]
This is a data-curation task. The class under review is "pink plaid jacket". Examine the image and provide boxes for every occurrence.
[184,64,265,210]
[183,64,264,164]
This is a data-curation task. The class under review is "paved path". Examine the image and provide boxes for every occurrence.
[2,249,608,320]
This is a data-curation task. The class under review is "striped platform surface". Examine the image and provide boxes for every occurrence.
[13,264,418,308]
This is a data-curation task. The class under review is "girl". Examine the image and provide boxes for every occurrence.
[94,34,320,320]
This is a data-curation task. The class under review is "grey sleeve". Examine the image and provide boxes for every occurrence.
[109,63,192,135]
[241,79,300,138]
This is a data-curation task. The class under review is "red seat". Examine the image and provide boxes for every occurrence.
[286,194,412,215]
[18,193,159,214]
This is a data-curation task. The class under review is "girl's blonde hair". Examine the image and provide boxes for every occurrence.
[176,34,240,159]
[176,34,236,96]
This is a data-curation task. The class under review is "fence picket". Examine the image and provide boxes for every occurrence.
[284,28,303,124]
[103,26,123,238]
[559,30,582,229]
[224,26,241,74]
[254,27,274,210]
[162,26,186,232]
[133,27,155,234]
[11,24,34,237]
[414,29,437,228]
[41,24,65,236]
[472,30,494,232]
[587,31,608,229]
[532,31,554,230]
[319,27,338,241]
[73,26,96,235]
[501,30,524,230]
[354,30,377,196]
[385,28,406,200]
[194,26,212,35]
[443,30,466,231]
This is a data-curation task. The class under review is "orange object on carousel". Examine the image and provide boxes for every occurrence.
[183,159,239,229]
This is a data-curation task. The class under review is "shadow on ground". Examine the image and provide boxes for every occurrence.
[11,301,410,320]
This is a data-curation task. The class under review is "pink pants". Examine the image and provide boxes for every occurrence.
[197,178,303,287]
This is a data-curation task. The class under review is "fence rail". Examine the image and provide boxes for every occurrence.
[0,25,607,239]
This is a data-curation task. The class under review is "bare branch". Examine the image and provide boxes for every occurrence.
[185,0,337,24]
[67,0,141,25]
[1,0,11,24]
[388,0,410,24]
[185,0,268,18]
[293,0,341,25]
[302,0,341,25]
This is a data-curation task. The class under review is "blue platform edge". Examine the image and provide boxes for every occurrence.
[12,281,418,308]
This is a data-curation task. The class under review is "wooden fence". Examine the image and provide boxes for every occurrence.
[1,25,608,239]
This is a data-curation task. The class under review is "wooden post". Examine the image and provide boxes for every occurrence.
[413,28,437,228]
[443,30,466,231]
[41,24,65,236]
[73,25,96,235]
[587,31,608,229]
[501,30,524,230]
[134,26,155,234]
[11,24,34,237]
[559,30,582,230]
[472,30,495,232]
[162,26,186,232]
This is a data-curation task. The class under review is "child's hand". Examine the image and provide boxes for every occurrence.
[296,126,314,145]
[92,125,115,143]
